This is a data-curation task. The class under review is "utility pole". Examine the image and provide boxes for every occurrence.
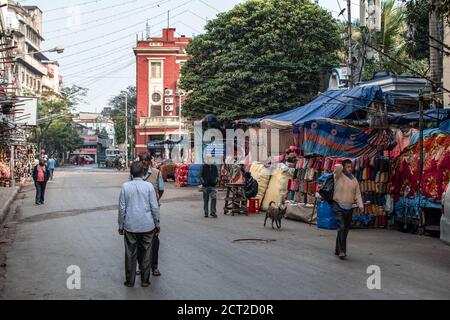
[167,10,170,28]
[125,93,129,169]
[418,90,424,234]
[178,92,182,138]
[347,0,353,88]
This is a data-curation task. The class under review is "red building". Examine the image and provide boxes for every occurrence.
[133,28,191,159]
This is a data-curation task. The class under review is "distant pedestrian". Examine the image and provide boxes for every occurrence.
[47,157,56,180]
[332,159,363,259]
[32,158,50,205]
[118,161,160,287]
[200,155,219,218]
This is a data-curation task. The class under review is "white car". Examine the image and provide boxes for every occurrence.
[441,182,450,245]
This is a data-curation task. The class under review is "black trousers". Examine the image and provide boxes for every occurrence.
[151,233,159,270]
[124,230,154,286]
[332,202,353,254]
[35,181,47,203]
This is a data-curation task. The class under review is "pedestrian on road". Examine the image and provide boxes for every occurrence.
[32,158,50,205]
[47,157,56,180]
[132,153,164,277]
[332,159,363,260]
[118,161,160,287]
[200,155,219,218]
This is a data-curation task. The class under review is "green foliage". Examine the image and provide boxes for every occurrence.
[108,86,136,148]
[403,0,430,60]
[32,85,86,155]
[41,118,83,156]
[358,0,429,81]
[180,0,342,122]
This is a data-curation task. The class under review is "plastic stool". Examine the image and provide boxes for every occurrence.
[247,198,260,214]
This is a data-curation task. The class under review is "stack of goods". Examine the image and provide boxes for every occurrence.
[290,156,325,205]
[249,162,272,203]
[261,166,292,210]
[175,164,189,187]
[391,124,450,223]
[188,164,202,186]
[288,154,391,228]
[219,164,229,188]
[13,144,36,183]
[353,156,390,227]
[0,146,11,187]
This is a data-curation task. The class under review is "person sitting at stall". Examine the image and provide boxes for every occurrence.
[244,172,258,199]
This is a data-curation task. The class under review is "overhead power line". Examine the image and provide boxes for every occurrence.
[45,0,106,12]
[59,7,189,60]
[46,0,172,38]
[44,0,140,23]
[62,0,195,50]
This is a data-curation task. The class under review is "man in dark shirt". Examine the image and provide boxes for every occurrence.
[199,156,219,218]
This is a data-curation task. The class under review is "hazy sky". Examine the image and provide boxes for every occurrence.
[17,0,360,113]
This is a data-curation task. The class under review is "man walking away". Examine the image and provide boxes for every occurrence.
[199,155,219,218]
[141,153,164,277]
[48,157,56,180]
[333,159,363,260]
[32,158,50,205]
[118,161,160,287]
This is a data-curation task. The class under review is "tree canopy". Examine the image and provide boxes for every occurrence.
[33,85,87,156]
[108,86,136,151]
[180,0,341,122]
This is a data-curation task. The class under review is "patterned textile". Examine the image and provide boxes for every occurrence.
[294,119,396,158]
[391,133,450,202]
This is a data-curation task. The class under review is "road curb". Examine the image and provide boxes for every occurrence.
[0,179,30,224]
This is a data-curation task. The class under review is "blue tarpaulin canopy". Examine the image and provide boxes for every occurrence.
[388,109,450,124]
[260,85,387,126]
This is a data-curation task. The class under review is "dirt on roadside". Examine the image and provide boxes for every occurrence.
[0,190,25,297]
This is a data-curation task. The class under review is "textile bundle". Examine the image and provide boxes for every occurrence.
[391,133,450,202]
[294,119,396,158]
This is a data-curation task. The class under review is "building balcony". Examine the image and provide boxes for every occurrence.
[17,54,47,75]
[139,116,182,128]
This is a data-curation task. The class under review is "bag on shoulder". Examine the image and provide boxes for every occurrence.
[318,175,334,204]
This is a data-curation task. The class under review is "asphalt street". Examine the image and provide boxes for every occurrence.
[1,165,450,299]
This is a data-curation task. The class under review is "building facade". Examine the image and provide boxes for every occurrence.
[133,28,190,158]
[72,112,115,164]
[4,1,61,97]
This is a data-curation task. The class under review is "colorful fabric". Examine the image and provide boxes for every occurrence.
[391,132,450,202]
[295,119,396,158]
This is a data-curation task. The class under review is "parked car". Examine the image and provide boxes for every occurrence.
[441,182,450,245]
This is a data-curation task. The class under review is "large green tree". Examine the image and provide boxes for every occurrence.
[108,86,136,152]
[33,85,87,154]
[180,0,341,122]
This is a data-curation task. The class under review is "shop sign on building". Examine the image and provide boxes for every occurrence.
[15,96,38,126]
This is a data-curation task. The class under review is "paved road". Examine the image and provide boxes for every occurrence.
[1,166,450,299]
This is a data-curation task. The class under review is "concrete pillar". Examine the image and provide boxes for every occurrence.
[444,21,450,108]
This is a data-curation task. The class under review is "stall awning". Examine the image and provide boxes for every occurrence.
[261,85,386,127]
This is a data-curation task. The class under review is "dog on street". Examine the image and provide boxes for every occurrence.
[264,201,287,229]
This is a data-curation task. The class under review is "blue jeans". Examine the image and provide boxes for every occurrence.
[202,187,217,216]
[35,181,47,204]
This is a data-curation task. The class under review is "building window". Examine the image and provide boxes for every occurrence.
[150,62,162,79]
[151,92,162,103]
[150,105,162,117]
[22,72,25,84]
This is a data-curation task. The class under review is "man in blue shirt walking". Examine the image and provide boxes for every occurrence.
[47,157,56,180]
[119,161,160,287]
